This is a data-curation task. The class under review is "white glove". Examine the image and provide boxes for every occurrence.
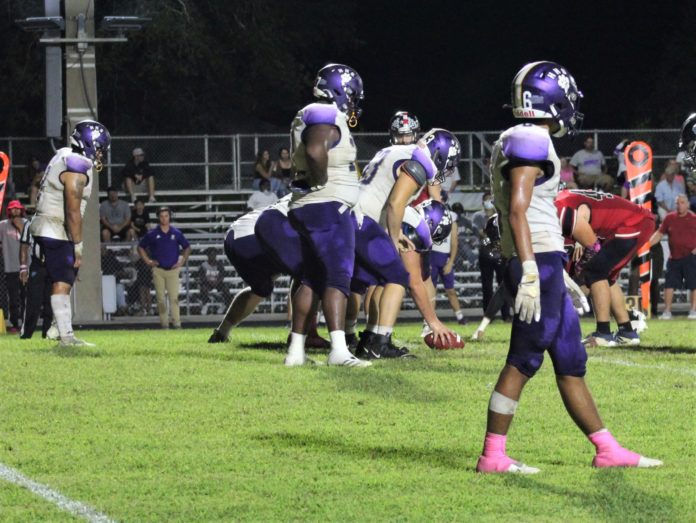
[74,241,84,257]
[514,260,541,324]
[563,270,590,315]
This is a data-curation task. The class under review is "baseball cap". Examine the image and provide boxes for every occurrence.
[132,147,145,156]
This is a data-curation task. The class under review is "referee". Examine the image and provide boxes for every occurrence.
[19,219,53,339]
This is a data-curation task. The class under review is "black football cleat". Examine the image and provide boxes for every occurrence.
[208,329,229,343]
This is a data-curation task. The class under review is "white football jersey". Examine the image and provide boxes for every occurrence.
[31,147,94,241]
[490,124,563,257]
[289,102,359,208]
[228,194,291,240]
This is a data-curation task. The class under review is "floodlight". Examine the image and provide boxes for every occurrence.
[15,16,64,32]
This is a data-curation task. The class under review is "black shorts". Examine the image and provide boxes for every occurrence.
[664,254,696,290]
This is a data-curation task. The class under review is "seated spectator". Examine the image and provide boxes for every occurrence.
[559,157,577,189]
[197,247,230,305]
[122,147,156,203]
[28,156,46,206]
[655,160,686,220]
[252,149,282,194]
[100,186,132,241]
[246,179,278,210]
[100,244,129,314]
[271,147,293,197]
[127,199,151,241]
[570,136,613,191]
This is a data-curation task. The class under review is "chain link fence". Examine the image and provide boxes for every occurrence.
[1,128,684,198]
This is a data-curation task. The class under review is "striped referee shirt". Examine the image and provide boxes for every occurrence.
[19,219,44,264]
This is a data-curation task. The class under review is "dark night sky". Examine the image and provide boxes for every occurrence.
[344,0,687,132]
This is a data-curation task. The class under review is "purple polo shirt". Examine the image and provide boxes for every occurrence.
[139,226,190,270]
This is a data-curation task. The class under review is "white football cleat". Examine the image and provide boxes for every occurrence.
[471,329,485,341]
[506,461,541,474]
[58,337,96,348]
[637,456,664,468]
[327,352,372,367]
[688,310,696,320]
[628,308,647,333]
[659,311,672,320]
[284,354,320,367]
[420,323,433,338]
[46,324,60,341]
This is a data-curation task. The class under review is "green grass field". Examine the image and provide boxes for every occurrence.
[0,319,694,522]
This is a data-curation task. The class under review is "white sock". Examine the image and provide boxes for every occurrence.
[51,294,73,340]
[287,333,306,358]
[456,310,464,320]
[365,323,377,333]
[329,330,351,357]
[374,325,392,336]
[476,316,491,332]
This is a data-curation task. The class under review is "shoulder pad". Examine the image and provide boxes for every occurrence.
[502,125,551,163]
[65,153,92,175]
[302,103,339,126]
[401,160,428,186]
[410,145,437,181]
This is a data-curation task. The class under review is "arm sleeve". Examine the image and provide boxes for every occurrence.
[558,206,577,238]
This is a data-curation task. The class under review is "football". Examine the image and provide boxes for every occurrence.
[424,332,465,350]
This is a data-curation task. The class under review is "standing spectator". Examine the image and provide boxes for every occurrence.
[122,147,156,203]
[655,160,686,220]
[99,186,132,241]
[440,165,461,200]
[18,217,53,339]
[685,168,696,213]
[450,202,478,267]
[100,244,129,314]
[0,201,28,333]
[472,192,508,320]
[252,149,281,195]
[137,207,190,329]
[570,136,612,191]
[128,243,152,316]
[613,138,630,187]
[127,199,151,241]
[271,147,293,196]
[559,157,577,189]
[246,179,278,210]
[27,156,47,206]
[649,194,696,319]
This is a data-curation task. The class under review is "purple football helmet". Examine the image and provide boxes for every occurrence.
[70,120,111,161]
[678,113,696,171]
[389,111,421,144]
[510,61,584,138]
[420,128,461,184]
[313,63,364,125]
[416,199,452,244]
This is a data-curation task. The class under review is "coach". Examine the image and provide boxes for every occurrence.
[649,194,696,320]
[138,207,190,329]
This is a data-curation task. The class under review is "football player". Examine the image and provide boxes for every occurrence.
[285,63,370,367]
[351,128,462,359]
[476,61,661,474]
[555,189,655,346]
[30,120,110,348]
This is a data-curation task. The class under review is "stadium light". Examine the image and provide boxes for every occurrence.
[101,16,151,36]
[15,16,65,35]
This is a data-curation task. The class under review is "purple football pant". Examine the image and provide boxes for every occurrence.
[254,209,303,279]
[224,231,282,298]
[288,201,355,297]
[351,214,409,294]
[505,251,587,378]
[430,251,455,289]
[34,237,77,286]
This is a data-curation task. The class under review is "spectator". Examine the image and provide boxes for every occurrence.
[613,138,630,187]
[128,244,152,316]
[0,200,28,333]
[252,149,282,194]
[649,194,696,319]
[440,165,461,199]
[127,199,151,241]
[122,147,156,203]
[686,168,696,213]
[246,179,278,210]
[197,247,230,305]
[559,157,577,189]
[655,160,686,220]
[450,202,478,266]
[18,217,53,339]
[27,156,46,206]
[570,136,612,191]
[472,192,508,320]
[99,186,132,242]
[137,207,190,329]
[100,244,129,314]
[271,147,293,196]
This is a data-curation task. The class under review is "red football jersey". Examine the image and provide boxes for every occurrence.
[555,189,655,241]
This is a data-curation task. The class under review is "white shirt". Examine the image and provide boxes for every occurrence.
[247,190,279,210]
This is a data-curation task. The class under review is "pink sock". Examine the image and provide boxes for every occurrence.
[477,432,516,472]
[482,432,507,457]
[588,429,640,467]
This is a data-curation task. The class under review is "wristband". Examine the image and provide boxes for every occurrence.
[521,260,539,276]
[19,265,28,271]
[74,241,84,257]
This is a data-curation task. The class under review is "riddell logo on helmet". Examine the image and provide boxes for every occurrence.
[513,109,538,118]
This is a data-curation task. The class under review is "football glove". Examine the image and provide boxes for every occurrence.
[563,270,590,315]
[515,260,541,324]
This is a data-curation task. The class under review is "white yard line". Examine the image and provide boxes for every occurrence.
[0,462,116,523]
[591,356,696,377]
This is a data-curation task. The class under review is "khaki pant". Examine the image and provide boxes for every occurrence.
[152,266,181,328]
[576,173,615,192]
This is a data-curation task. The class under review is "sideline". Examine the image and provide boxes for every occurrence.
[0,462,116,523]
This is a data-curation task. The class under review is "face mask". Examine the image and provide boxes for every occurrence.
[483,201,495,211]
